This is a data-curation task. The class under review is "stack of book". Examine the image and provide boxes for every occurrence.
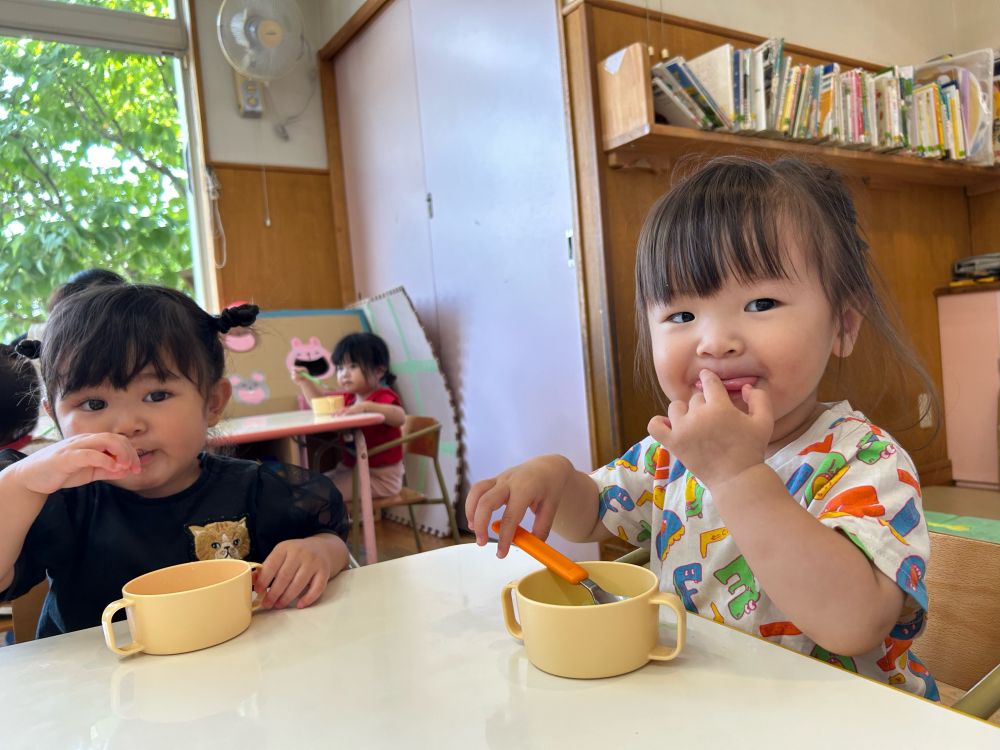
[650,40,996,166]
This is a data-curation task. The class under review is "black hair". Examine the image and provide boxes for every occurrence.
[634,155,936,431]
[48,267,127,312]
[0,343,41,446]
[332,332,397,387]
[37,284,258,402]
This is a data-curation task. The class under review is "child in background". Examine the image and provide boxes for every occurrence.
[466,156,939,698]
[0,342,41,454]
[292,332,406,501]
[0,284,350,639]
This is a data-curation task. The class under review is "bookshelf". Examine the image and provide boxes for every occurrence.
[598,42,1000,190]
[561,0,995,492]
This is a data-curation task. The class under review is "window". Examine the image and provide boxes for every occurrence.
[0,0,211,342]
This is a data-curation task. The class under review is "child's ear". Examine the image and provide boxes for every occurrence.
[205,378,232,426]
[832,308,863,358]
[42,399,53,419]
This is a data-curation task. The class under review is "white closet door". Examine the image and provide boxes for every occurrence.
[408,0,594,556]
[334,0,439,341]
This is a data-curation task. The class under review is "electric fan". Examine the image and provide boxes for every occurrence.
[217,0,307,82]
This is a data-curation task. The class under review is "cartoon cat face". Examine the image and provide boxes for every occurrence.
[285,336,333,379]
[188,518,251,561]
[222,328,257,353]
[228,372,270,405]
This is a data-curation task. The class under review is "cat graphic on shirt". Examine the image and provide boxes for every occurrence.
[187,518,251,560]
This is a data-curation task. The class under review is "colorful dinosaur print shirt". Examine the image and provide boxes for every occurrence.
[592,401,937,698]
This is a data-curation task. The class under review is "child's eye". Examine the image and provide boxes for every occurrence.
[745,298,778,312]
[80,399,107,412]
[666,311,694,324]
[144,391,170,403]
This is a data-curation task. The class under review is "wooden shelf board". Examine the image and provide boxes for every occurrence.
[606,124,1000,188]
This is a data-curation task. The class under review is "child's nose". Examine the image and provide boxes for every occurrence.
[696,324,744,358]
[112,411,146,437]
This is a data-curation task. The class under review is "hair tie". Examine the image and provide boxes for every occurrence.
[213,304,259,334]
[13,339,41,360]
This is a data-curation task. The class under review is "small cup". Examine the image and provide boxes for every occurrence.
[501,561,685,678]
[310,395,345,416]
[101,559,262,657]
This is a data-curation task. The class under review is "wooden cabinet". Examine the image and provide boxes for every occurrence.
[937,286,1000,488]
[559,0,997,482]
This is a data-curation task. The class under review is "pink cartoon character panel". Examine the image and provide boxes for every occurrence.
[285,336,334,381]
[222,309,365,419]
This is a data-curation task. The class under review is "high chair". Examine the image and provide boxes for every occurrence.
[614,534,1000,722]
[0,580,48,644]
[346,415,462,557]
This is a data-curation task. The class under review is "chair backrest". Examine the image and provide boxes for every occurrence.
[918,531,1000,690]
[402,416,441,460]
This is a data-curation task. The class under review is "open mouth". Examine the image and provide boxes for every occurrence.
[294,358,331,378]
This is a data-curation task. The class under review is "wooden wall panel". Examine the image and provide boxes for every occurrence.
[969,191,1000,254]
[211,164,346,311]
[563,1,965,478]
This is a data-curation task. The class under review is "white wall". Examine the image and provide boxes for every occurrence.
[613,0,956,65]
[952,3,1000,53]
[196,1,986,170]
[195,0,328,167]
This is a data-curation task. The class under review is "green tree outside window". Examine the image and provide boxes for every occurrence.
[1,0,192,342]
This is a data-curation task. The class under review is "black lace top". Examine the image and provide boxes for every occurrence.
[0,452,348,638]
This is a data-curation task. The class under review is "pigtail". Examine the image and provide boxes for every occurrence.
[13,339,41,360]
[213,304,259,334]
[382,369,397,387]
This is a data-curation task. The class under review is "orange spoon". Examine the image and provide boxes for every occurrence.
[491,520,627,605]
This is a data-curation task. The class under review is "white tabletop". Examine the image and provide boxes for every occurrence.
[0,546,995,749]
[210,409,384,446]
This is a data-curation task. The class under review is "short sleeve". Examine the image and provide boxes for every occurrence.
[813,434,930,622]
[253,463,350,559]
[369,388,402,407]
[591,437,664,547]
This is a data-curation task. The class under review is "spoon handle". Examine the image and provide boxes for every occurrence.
[491,520,587,584]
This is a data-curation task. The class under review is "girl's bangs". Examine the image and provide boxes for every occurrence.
[639,188,796,308]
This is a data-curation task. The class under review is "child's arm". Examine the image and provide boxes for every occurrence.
[341,399,405,427]
[651,370,903,656]
[253,532,349,609]
[0,434,140,591]
[466,454,612,557]
[290,368,328,400]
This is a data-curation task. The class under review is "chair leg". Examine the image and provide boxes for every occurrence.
[350,467,362,561]
[434,459,462,545]
[407,505,422,552]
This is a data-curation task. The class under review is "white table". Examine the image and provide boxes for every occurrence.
[0,545,995,748]
[211,410,385,563]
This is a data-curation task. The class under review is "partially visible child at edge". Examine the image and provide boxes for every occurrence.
[0,284,351,639]
[291,332,406,502]
[0,342,42,453]
[466,156,939,699]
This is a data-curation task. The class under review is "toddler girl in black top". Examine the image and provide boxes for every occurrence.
[0,284,350,638]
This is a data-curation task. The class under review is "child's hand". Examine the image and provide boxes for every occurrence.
[254,537,333,609]
[290,367,309,385]
[7,433,140,496]
[465,455,575,557]
[648,369,773,490]
[337,402,367,416]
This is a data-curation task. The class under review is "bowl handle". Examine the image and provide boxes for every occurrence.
[247,561,264,611]
[101,598,144,657]
[501,580,523,640]
[648,591,686,661]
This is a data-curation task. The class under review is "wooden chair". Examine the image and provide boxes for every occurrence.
[348,415,461,556]
[615,534,1000,721]
[918,531,1000,721]
[0,580,48,644]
